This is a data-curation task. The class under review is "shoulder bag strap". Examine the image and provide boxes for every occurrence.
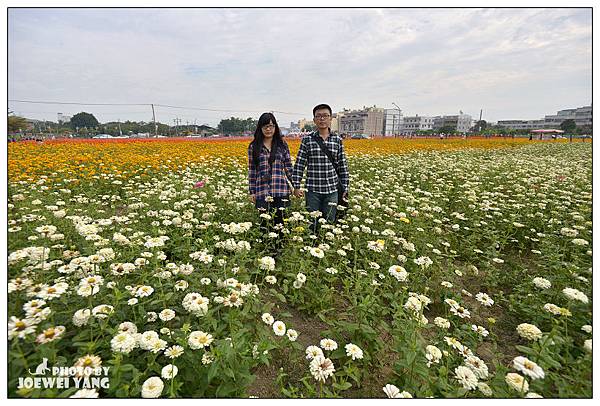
[313,134,343,189]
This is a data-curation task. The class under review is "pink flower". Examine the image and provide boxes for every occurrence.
[194,180,205,188]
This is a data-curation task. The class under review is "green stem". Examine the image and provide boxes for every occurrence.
[15,339,29,372]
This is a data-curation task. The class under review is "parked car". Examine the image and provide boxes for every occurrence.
[93,134,114,139]
[351,134,370,139]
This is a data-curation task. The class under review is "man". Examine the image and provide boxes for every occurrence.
[292,104,349,232]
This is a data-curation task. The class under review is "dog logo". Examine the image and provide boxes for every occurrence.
[29,358,51,376]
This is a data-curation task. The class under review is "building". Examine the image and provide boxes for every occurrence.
[433,114,473,133]
[401,115,434,135]
[57,113,71,124]
[330,113,340,133]
[544,106,592,129]
[497,119,545,130]
[497,105,591,130]
[297,118,312,131]
[289,122,300,131]
[339,106,384,137]
[572,105,592,128]
[383,109,403,136]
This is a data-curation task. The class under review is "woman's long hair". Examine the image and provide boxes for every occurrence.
[250,112,284,169]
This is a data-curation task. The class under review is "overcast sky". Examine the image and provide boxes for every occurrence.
[8,8,591,127]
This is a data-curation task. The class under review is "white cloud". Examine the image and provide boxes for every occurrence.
[8,8,591,125]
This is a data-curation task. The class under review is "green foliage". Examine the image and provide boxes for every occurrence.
[70,112,99,130]
[8,115,28,133]
[217,117,258,135]
[560,119,576,133]
[6,142,592,398]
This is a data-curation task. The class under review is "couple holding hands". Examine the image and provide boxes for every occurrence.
[248,103,349,239]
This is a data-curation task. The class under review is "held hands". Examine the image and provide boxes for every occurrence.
[249,194,256,203]
[293,188,304,198]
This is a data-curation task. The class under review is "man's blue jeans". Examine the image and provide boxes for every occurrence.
[306,190,338,232]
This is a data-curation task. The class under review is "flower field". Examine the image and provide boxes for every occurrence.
[7,138,592,398]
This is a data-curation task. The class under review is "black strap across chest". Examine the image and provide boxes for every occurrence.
[313,134,339,175]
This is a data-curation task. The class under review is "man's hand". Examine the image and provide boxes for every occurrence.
[342,191,348,201]
[293,189,304,198]
[249,194,256,203]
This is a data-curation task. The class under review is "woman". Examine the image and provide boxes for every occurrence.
[248,113,293,249]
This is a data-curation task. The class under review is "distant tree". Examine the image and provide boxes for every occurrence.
[560,119,576,133]
[303,123,317,132]
[70,112,99,130]
[475,120,487,132]
[8,115,28,133]
[439,125,456,134]
[218,117,258,135]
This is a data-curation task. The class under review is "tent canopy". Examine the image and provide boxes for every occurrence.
[530,129,565,133]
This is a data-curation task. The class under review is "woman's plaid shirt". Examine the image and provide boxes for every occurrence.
[248,141,293,198]
[291,132,349,194]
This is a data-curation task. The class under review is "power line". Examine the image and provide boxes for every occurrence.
[154,104,303,116]
[9,99,305,115]
[9,99,148,106]
[155,104,264,114]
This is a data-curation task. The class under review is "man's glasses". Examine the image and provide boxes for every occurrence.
[314,114,331,120]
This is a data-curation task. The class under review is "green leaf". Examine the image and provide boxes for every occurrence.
[207,364,218,383]
[269,288,287,303]
[333,381,353,391]
[515,345,535,356]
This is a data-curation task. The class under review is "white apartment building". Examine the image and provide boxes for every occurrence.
[433,114,473,133]
[544,106,592,128]
[497,119,545,130]
[498,105,591,130]
[401,115,434,135]
[57,113,71,123]
[383,109,403,136]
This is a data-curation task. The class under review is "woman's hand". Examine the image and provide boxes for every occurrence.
[249,194,256,203]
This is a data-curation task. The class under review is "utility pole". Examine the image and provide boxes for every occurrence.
[151,103,158,137]
[118,119,122,137]
[392,102,402,138]
[173,118,183,137]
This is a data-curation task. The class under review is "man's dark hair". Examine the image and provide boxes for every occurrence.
[313,104,332,117]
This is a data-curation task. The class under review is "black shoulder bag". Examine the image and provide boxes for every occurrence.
[312,134,349,218]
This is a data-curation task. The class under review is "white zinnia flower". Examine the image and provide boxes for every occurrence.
[258,256,275,271]
[516,323,543,341]
[383,383,401,398]
[161,364,178,380]
[388,265,408,282]
[272,321,286,336]
[188,331,213,349]
[261,313,274,325]
[141,376,164,398]
[309,247,325,258]
[320,338,338,351]
[69,389,99,398]
[455,365,478,390]
[562,287,589,304]
[345,343,364,360]
[425,345,443,367]
[305,345,324,360]
[532,277,551,289]
[512,356,545,380]
[505,373,528,393]
[309,355,335,382]
[111,332,137,354]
